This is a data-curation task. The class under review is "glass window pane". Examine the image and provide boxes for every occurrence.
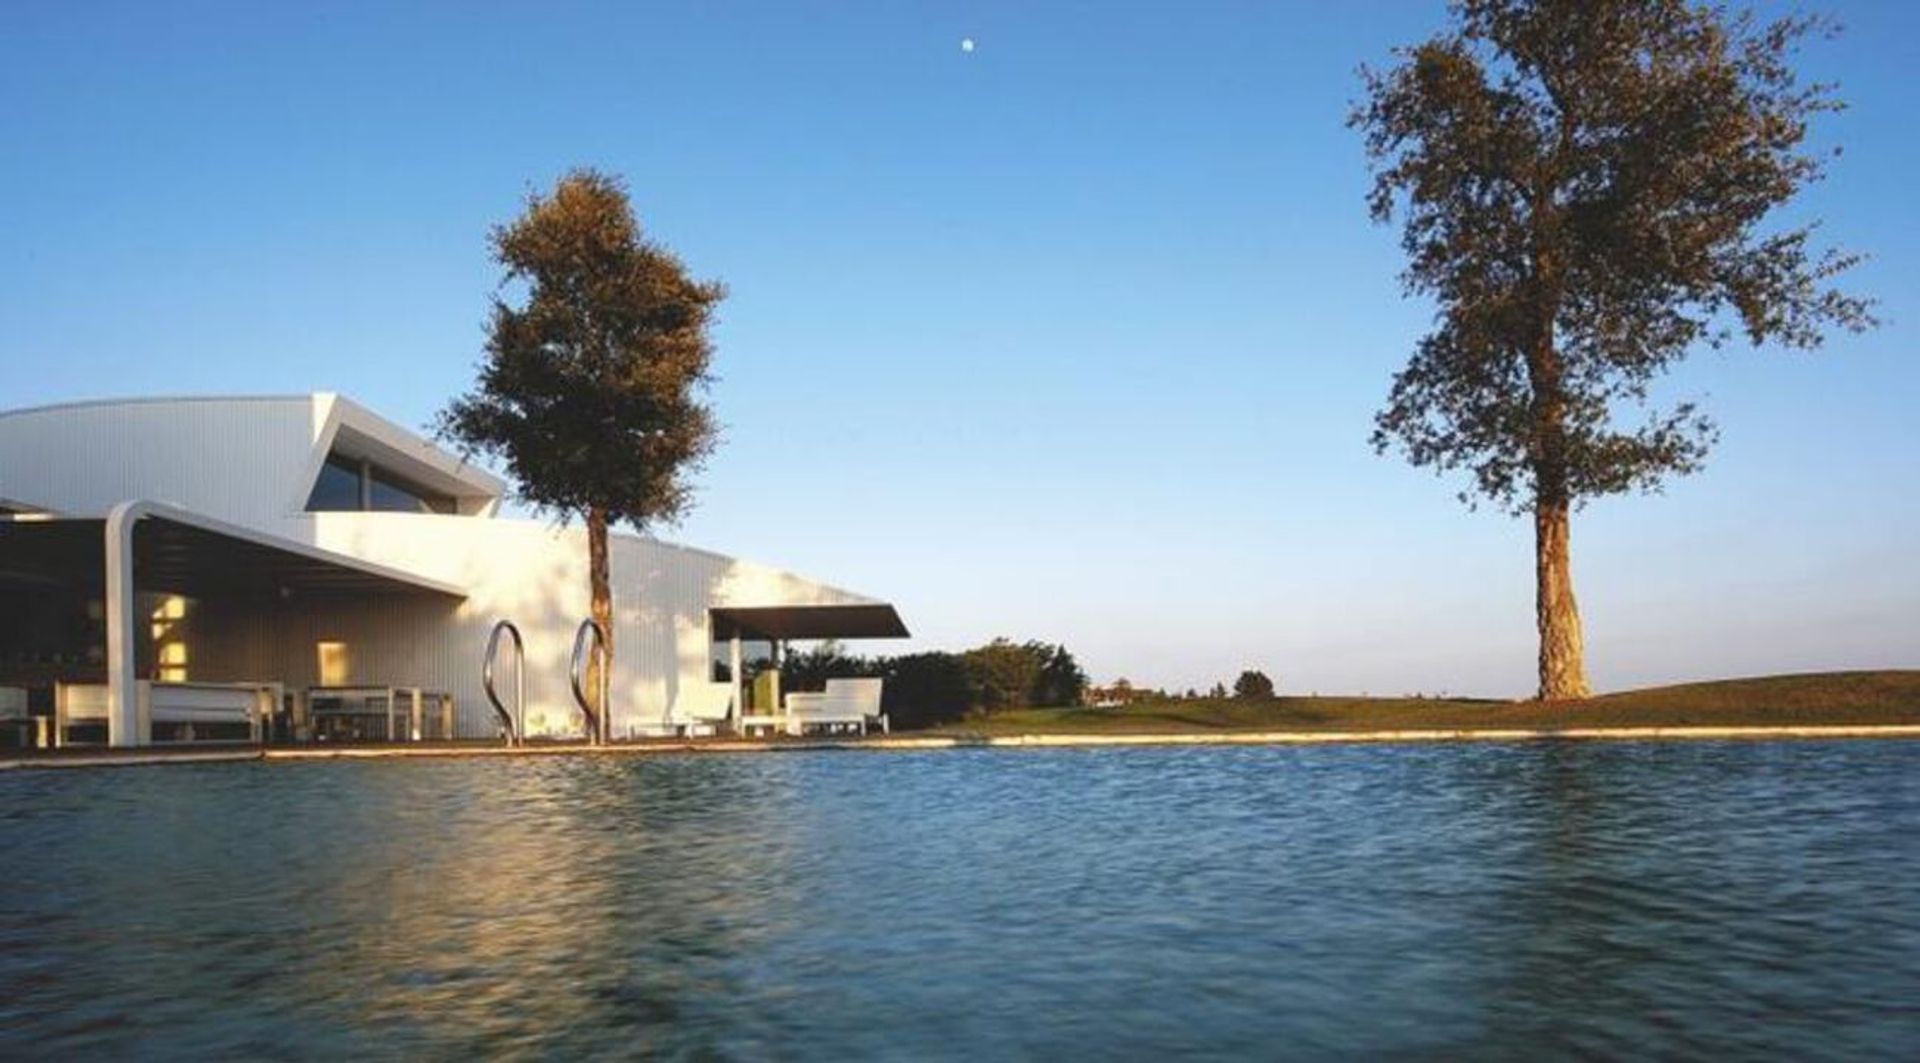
[366,471,426,513]
[305,456,362,511]
[360,464,453,514]
[367,466,456,514]
[306,453,456,514]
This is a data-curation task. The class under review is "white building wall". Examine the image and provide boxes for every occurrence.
[285,513,873,737]
[3,395,889,739]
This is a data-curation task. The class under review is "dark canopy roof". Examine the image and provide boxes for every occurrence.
[711,603,909,641]
[0,515,464,599]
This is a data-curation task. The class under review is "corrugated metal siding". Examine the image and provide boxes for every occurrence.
[0,397,319,534]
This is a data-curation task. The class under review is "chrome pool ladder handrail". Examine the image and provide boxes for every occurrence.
[569,617,610,745]
[483,619,524,746]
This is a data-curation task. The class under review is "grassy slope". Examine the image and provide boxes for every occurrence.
[928,671,1920,735]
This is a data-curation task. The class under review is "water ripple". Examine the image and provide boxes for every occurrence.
[2,741,1919,1058]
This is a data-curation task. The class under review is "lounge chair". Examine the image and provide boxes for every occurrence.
[784,678,887,736]
[666,681,734,738]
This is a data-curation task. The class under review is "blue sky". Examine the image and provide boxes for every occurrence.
[3,1,1915,696]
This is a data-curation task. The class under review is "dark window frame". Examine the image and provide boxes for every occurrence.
[305,452,457,515]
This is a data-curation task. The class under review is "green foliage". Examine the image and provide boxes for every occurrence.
[439,169,726,529]
[882,652,977,730]
[1233,670,1276,700]
[961,638,1037,713]
[771,642,848,689]
[963,638,1088,713]
[778,636,1088,730]
[1036,642,1089,708]
[1353,0,1873,513]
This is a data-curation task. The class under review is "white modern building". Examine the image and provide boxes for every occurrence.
[0,394,907,747]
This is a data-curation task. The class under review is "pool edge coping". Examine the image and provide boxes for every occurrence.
[6,723,1920,770]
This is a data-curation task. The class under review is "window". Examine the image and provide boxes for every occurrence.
[305,455,363,511]
[316,641,350,686]
[368,468,454,514]
[148,594,190,682]
[304,452,456,514]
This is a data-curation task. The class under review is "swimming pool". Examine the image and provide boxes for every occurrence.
[3,741,1918,1057]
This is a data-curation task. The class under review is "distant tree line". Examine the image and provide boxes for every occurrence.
[778,638,1087,730]
[1086,669,1279,706]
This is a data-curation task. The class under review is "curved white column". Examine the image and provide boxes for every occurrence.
[104,499,151,748]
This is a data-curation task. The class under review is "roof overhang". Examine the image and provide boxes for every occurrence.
[322,394,507,504]
[711,603,910,641]
[0,507,466,600]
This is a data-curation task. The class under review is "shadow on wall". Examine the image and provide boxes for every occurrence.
[188,512,882,739]
[193,515,594,738]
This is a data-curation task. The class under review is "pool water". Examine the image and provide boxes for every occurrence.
[3,742,1919,1058]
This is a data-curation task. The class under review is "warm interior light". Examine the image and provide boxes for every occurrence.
[317,641,351,686]
[149,595,190,682]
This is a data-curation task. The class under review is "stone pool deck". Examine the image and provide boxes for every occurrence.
[6,723,1920,770]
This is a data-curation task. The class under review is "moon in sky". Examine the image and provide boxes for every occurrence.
[960,37,975,53]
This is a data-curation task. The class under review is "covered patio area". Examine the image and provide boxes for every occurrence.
[0,501,464,748]
[710,602,909,736]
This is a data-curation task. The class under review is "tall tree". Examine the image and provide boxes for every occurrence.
[1353,0,1872,699]
[1233,670,1276,700]
[962,638,1045,714]
[1034,642,1089,707]
[442,169,724,736]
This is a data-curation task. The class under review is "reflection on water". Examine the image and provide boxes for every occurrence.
[3,742,1919,1058]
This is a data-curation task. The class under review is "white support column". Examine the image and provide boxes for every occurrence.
[771,640,784,715]
[729,634,743,734]
[104,501,145,748]
[51,684,68,749]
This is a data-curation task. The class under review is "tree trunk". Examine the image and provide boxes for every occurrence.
[587,505,614,742]
[1534,498,1593,701]
[1524,243,1592,703]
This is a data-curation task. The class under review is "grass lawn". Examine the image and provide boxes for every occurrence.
[927,670,1920,735]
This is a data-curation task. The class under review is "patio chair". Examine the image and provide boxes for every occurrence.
[785,678,887,736]
[666,681,734,738]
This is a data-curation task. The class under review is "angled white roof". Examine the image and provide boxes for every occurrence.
[0,394,504,526]
[314,392,507,503]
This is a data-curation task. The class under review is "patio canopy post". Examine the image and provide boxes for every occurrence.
[729,633,743,733]
[104,500,145,747]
